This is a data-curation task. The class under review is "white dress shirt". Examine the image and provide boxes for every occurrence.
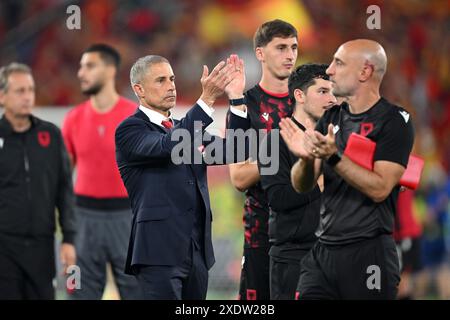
[139,99,247,127]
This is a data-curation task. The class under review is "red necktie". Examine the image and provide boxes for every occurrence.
[161,120,173,129]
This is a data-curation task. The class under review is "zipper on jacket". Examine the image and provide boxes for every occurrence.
[22,134,33,237]
[23,148,32,200]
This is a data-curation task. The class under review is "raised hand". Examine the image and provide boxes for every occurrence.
[303,122,337,159]
[200,60,238,107]
[224,54,246,100]
[279,118,313,160]
[302,118,322,157]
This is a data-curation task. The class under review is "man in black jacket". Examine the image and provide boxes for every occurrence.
[258,63,336,299]
[0,62,76,299]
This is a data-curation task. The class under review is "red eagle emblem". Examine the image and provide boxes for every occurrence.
[360,123,374,137]
[38,131,51,147]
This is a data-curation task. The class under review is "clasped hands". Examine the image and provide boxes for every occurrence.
[279,118,338,161]
[199,54,246,108]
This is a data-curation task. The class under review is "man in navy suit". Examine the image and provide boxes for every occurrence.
[115,54,248,299]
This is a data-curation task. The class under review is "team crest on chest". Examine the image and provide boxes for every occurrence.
[0,137,4,149]
[38,131,50,147]
[98,125,105,137]
[360,123,374,137]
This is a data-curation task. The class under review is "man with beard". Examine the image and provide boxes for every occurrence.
[62,44,141,299]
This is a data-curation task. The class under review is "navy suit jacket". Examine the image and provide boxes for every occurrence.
[115,104,248,275]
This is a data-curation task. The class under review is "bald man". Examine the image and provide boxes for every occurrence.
[280,39,414,299]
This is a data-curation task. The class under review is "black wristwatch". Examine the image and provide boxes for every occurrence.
[229,97,246,106]
[326,151,342,167]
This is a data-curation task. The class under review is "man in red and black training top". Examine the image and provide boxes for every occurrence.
[62,44,141,299]
[394,189,423,299]
[226,19,298,300]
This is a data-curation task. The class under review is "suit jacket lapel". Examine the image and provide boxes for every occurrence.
[136,114,202,177]
[135,109,167,133]
[170,118,204,178]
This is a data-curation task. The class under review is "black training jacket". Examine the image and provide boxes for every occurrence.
[0,114,75,243]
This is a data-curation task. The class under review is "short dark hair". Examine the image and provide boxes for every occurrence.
[83,44,121,69]
[253,19,297,49]
[288,63,329,99]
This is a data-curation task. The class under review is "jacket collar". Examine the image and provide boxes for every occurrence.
[138,105,173,128]
[0,114,38,134]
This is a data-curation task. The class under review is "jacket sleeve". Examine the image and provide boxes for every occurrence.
[202,111,252,165]
[115,104,213,165]
[55,128,76,244]
[225,90,252,131]
[225,108,251,131]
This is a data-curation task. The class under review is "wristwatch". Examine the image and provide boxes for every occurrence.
[326,151,342,167]
[229,97,246,106]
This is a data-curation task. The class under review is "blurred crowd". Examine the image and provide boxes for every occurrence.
[0,0,449,299]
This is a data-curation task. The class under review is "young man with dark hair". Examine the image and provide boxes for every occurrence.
[62,44,141,299]
[227,19,298,300]
[258,63,336,299]
[83,43,121,70]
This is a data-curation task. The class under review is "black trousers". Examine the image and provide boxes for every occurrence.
[134,240,208,300]
[238,246,270,300]
[270,249,310,300]
[298,235,400,300]
[0,233,55,300]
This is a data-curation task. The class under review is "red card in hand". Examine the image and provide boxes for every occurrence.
[399,155,424,190]
[343,133,375,170]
